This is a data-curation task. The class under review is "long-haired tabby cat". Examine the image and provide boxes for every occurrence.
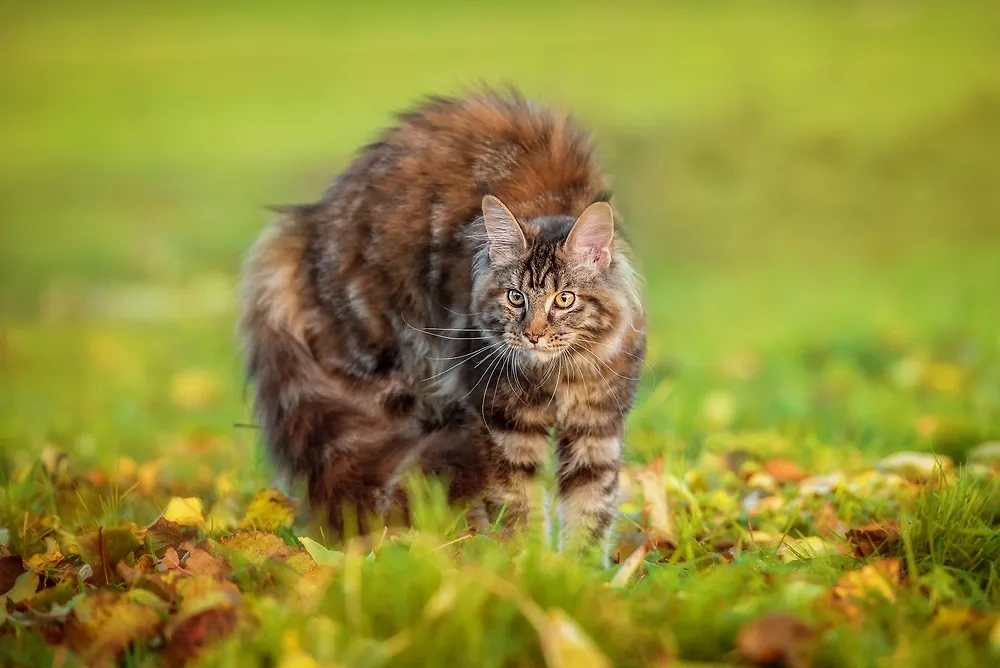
[240,88,645,560]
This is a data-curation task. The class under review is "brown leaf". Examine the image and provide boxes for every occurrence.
[79,525,142,587]
[144,517,189,557]
[163,575,242,664]
[736,612,816,668]
[163,606,239,665]
[763,458,807,484]
[63,590,163,666]
[636,459,676,549]
[179,542,232,581]
[845,522,901,558]
[0,555,26,595]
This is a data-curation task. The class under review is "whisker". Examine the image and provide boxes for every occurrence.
[426,341,504,362]
[401,315,496,341]
[421,342,505,381]
[456,346,506,404]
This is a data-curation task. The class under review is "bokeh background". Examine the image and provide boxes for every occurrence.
[2,1,999,485]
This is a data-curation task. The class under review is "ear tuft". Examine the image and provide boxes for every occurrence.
[482,195,527,265]
[565,201,614,270]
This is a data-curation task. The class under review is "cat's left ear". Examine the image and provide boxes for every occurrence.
[482,195,527,265]
[565,201,614,271]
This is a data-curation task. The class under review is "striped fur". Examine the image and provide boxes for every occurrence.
[239,88,646,554]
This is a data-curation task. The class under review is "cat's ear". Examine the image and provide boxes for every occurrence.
[565,201,614,270]
[482,195,527,264]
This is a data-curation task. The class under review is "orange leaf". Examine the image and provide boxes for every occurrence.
[736,613,815,668]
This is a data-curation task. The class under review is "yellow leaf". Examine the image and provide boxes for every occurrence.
[298,537,344,568]
[778,536,837,562]
[163,497,206,528]
[240,488,296,531]
[833,559,900,603]
[279,630,322,668]
[170,369,220,409]
[636,459,676,547]
[538,609,611,668]
[6,571,39,603]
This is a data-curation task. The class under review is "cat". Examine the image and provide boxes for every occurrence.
[239,88,646,559]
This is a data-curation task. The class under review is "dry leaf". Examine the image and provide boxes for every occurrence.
[63,590,163,666]
[636,459,676,548]
[736,612,815,668]
[6,570,40,604]
[162,497,206,528]
[144,517,188,556]
[764,458,807,484]
[298,537,344,568]
[0,555,26,595]
[218,531,296,565]
[180,542,232,581]
[845,522,901,558]
[538,608,612,668]
[833,558,901,604]
[79,526,142,586]
[240,488,296,531]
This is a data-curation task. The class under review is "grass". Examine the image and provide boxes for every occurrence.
[2,1,1000,666]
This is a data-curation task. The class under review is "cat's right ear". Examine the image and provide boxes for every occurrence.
[482,195,527,265]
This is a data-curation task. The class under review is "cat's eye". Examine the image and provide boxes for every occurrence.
[554,291,576,308]
[507,289,525,307]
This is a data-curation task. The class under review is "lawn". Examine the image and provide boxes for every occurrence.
[2,2,1000,666]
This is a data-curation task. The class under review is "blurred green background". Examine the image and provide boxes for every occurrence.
[2,1,999,480]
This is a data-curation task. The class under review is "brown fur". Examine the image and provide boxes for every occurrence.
[239,88,646,554]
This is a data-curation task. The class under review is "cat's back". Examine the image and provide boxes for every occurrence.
[306,89,608,309]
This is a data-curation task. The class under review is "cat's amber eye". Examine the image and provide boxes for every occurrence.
[507,289,526,307]
[553,291,576,308]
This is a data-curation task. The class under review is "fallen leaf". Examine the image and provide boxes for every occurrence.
[0,555,26,595]
[779,536,838,562]
[877,452,953,483]
[144,517,188,556]
[218,531,296,565]
[968,442,1000,470]
[63,590,163,665]
[609,542,651,588]
[240,488,296,531]
[79,526,142,586]
[832,558,901,604]
[736,612,815,668]
[538,608,612,668]
[163,575,242,664]
[162,496,206,528]
[6,570,40,604]
[636,459,676,549]
[278,629,322,668]
[845,522,901,558]
[764,459,807,484]
[298,537,343,568]
[180,541,232,581]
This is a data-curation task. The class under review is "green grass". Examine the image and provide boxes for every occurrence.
[2,1,1000,666]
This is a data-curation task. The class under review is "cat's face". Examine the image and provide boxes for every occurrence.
[472,196,633,365]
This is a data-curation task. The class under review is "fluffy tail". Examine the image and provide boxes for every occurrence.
[238,213,484,535]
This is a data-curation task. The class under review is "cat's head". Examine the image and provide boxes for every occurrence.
[471,195,641,364]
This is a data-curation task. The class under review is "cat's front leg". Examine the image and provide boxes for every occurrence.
[555,425,623,564]
[482,428,550,536]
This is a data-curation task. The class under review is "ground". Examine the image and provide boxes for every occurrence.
[1,2,1000,666]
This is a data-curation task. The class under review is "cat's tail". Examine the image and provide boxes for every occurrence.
[238,212,485,535]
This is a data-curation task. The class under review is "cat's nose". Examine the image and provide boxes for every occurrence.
[526,333,541,344]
